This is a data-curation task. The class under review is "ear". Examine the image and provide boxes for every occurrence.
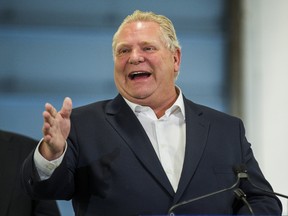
[173,48,181,72]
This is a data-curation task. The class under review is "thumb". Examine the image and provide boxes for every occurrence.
[60,97,72,119]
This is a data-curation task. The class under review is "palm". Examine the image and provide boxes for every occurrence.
[42,97,72,154]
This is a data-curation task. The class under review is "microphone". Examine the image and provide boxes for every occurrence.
[234,164,288,199]
[167,167,248,215]
[234,188,255,215]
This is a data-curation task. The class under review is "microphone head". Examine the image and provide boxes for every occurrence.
[233,164,247,174]
[233,164,248,179]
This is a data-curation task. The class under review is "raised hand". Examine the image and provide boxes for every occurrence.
[40,97,72,160]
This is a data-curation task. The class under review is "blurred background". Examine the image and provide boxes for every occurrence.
[0,0,287,215]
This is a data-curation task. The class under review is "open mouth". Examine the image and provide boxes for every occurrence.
[128,71,152,80]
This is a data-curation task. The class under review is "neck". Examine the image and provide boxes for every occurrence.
[152,89,179,118]
[123,87,180,118]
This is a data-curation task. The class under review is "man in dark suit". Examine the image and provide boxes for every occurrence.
[21,10,282,215]
[0,130,61,216]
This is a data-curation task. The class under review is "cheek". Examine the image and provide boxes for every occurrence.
[114,63,127,79]
[114,60,122,71]
[114,57,128,69]
[114,64,127,86]
[114,71,125,85]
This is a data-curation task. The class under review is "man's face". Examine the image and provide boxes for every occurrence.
[113,21,181,106]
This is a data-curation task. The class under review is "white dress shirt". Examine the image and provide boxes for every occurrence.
[124,90,186,191]
[34,89,186,191]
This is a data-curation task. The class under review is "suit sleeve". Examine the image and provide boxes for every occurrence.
[235,119,282,214]
[21,122,79,201]
[21,147,76,201]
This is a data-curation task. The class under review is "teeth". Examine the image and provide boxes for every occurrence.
[129,71,151,79]
[131,71,144,75]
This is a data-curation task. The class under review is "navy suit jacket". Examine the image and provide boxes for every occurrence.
[0,130,61,216]
[21,94,282,215]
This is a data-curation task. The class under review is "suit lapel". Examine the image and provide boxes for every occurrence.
[105,95,175,196]
[173,98,210,203]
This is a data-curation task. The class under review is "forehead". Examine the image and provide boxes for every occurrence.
[122,20,160,31]
[116,21,162,41]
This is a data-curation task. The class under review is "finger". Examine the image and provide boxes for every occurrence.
[43,110,54,126]
[43,135,52,144]
[42,122,51,136]
[60,97,73,119]
[42,120,53,144]
[45,102,58,118]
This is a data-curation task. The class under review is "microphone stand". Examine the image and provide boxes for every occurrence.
[234,188,255,215]
[168,167,259,216]
[168,176,241,215]
[237,164,288,199]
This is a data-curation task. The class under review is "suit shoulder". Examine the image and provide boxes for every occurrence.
[0,130,37,151]
[73,99,111,112]
[185,99,242,124]
[70,99,113,122]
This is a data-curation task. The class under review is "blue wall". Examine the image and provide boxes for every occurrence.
[0,1,228,215]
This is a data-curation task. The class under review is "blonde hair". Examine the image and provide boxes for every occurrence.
[112,10,181,56]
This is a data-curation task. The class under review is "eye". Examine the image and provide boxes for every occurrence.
[117,48,130,56]
[143,46,156,52]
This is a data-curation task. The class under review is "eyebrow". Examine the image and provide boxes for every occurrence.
[116,40,157,48]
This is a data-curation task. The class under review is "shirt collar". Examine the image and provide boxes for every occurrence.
[123,87,185,120]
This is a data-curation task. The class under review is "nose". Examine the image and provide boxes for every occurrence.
[128,49,144,65]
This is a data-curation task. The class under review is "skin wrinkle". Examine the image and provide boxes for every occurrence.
[113,21,181,118]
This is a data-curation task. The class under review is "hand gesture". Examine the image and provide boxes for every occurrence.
[40,97,72,160]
